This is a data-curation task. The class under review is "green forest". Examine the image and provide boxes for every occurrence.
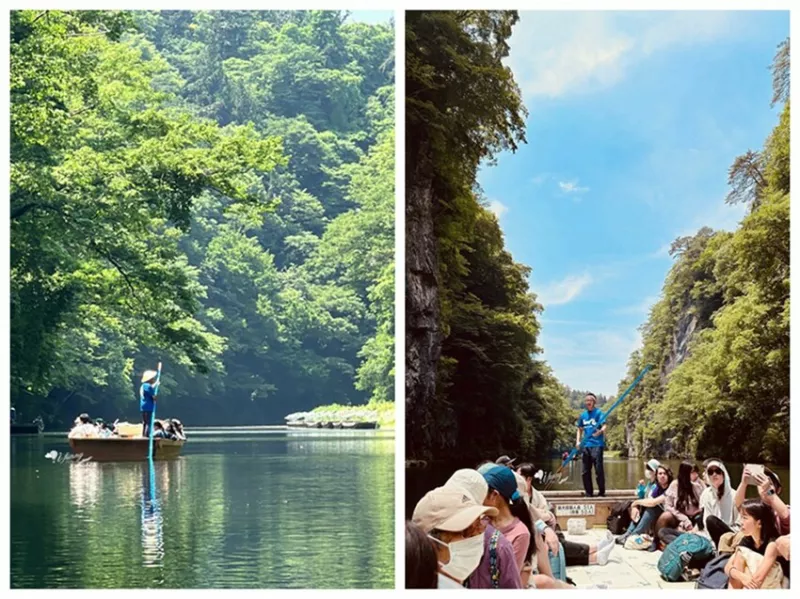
[607,40,790,465]
[10,10,395,428]
[405,10,574,463]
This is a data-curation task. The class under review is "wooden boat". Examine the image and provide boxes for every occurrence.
[341,421,379,430]
[68,437,185,462]
[10,415,44,435]
[11,423,42,435]
[541,488,636,529]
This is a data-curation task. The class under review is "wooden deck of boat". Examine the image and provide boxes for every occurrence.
[564,528,694,589]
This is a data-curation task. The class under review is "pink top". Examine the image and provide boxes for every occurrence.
[665,479,704,528]
[497,517,530,573]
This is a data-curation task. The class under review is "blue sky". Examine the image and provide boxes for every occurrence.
[478,11,789,396]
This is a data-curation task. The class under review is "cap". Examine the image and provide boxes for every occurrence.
[445,469,489,505]
[483,465,522,502]
[645,459,661,472]
[412,487,497,533]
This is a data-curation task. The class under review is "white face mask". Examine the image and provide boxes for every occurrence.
[429,533,484,582]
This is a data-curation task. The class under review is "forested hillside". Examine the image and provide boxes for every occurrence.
[607,40,790,465]
[10,10,395,427]
[406,11,574,462]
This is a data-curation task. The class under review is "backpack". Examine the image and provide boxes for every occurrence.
[657,533,715,582]
[695,554,731,589]
[488,528,501,588]
[606,499,633,534]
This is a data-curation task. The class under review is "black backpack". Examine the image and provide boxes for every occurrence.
[695,553,730,589]
[606,499,633,534]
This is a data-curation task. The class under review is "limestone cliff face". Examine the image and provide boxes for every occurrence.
[624,298,719,459]
[405,138,440,461]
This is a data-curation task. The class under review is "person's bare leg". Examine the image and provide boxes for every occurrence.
[531,574,572,589]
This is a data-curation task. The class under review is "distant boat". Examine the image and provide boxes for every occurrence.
[68,437,185,462]
[341,421,379,430]
[10,415,44,435]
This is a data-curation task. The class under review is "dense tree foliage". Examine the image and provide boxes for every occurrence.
[607,39,790,465]
[405,11,572,462]
[10,10,394,427]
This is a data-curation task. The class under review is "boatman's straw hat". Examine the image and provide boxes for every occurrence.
[141,370,158,383]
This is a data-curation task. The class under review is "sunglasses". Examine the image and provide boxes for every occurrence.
[707,468,723,476]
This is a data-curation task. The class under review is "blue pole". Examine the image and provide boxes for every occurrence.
[148,361,162,462]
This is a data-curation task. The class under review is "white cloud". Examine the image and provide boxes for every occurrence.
[487,199,509,218]
[509,11,743,101]
[558,180,589,194]
[541,328,643,396]
[536,273,593,306]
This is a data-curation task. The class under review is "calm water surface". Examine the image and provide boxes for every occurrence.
[11,428,394,589]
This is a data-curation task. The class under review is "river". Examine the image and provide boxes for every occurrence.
[406,457,789,519]
[11,428,394,589]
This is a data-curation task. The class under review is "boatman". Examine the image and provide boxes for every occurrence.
[140,369,159,438]
[576,392,606,497]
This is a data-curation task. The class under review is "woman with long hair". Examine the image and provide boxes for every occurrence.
[660,461,705,528]
[481,465,535,571]
[724,499,788,589]
[654,461,705,550]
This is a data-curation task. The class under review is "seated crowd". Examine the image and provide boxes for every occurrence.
[67,413,185,440]
[407,456,790,590]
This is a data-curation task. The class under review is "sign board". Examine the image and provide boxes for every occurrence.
[555,504,596,516]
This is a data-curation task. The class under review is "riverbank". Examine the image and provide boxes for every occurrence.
[310,401,395,429]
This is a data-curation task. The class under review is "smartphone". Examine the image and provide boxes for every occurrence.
[744,463,765,485]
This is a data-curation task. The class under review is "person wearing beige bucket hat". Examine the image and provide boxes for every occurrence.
[412,486,497,588]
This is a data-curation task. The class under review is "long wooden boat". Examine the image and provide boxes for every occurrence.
[542,488,636,529]
[68,437,185,462]
[11,423,42,435]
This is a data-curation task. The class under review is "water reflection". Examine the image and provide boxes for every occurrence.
[69,461,102,510]
[141,462,164,569]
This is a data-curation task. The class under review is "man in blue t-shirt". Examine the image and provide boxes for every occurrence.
[576,393,606,497]
[139,370,159,438]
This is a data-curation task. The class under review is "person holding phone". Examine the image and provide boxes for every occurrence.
[736,466,790,536]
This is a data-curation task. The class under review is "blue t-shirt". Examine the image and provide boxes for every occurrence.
[140,382,157,412]
[577,407,605,448]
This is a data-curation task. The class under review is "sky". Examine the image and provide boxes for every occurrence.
[477,11,789,396]
[347,10,393,24]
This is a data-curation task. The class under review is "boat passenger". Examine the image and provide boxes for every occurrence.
[655,461,705,549]
[517,470,613,585]
[700,459,739,548]
[412,485,498,589]
[725,499,788,589]
[691,463,706,487]
[735,467,790,537]
[618,464,672,547]
[445,469,522,589]
[405,520,438,589]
